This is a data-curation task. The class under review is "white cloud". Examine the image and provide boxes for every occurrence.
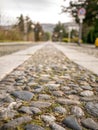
[0,0,73,24]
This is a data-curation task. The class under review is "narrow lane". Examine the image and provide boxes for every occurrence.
[0,43,98,130]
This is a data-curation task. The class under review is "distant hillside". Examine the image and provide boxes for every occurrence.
[63,22,79,31]
[41,22,79,34]
[41,23,55,33]
[63,22,79,27]
[0,25,13,30]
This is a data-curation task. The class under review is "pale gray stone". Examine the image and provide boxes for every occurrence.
[52,91,63,97]
[30,107,41,114]
[80,96,98,102]
[24,86,31,91]
[61,86,70,91]
[38,94,51,100]
[28,81,36,87]
[11,91,34,101]
[2,95,15,103]
[68,84,79,88]
[46,83,60,91]
[85,102,98,117]
[56,98,80,105]
[31,101,51,108]
[80,90,94,97]
[50,123,66,130]
[25,124,45,130]
[39,75,50,83]
[0,109,16,120]
[33,86,44,93]
[54,106,67,114]
[81,86,93,90]
[41,115,56,124]
[67,95,80,100]
[19,106,33,114]
[71,106,84,117]
[63,115,82,130]
[64,90,77,94]
[0,116,32,130]
[81,118,98,130]
[28,82,38,87]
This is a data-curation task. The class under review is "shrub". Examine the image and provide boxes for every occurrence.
[0,29,23,42]
[62,38,70,42]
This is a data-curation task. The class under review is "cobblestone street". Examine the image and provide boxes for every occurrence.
[0,43,98,130]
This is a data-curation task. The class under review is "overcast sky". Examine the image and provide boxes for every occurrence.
[0,0,73,24]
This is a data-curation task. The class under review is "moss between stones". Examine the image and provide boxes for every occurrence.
[29,117,51,130]
[22,101,30,106]
[51,103,61,108]
[16,126,24,130]
[32,94,38,101]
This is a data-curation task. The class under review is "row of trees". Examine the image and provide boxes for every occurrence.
[52,22,78,42]
[62,0,98,44]
[52,22,67,41]
[15,14,51,41]
[0,14,50,42]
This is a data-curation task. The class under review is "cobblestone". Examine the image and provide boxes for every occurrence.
[0,44,98,130]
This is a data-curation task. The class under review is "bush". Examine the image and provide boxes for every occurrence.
[62,37,82,43]
[87,29,95,44]
[0,29,23,42]
[62,38,70,42]
[72,37,79,43]
[72,37,83,43]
